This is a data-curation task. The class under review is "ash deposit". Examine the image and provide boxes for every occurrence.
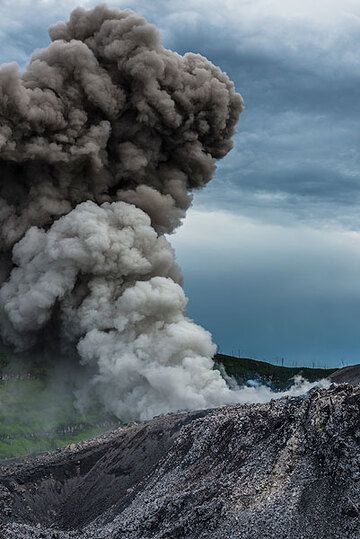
[1,384,360,539]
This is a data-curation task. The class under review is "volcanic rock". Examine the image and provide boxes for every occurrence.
[329,365,360,386]
[1,384,359,538]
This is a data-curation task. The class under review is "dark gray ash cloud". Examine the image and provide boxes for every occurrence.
[0,4,241,247]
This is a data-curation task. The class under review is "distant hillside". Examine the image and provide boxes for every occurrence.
[215,354,337,389]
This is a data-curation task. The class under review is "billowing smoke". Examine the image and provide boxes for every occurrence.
[0,5,325,422]
[0,4,244,421]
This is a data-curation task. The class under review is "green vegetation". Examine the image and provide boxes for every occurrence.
[0,350,119,460]
[215,353,337,390]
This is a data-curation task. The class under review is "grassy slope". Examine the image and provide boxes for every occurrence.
[0,378,118,459]
[0,351,119,460]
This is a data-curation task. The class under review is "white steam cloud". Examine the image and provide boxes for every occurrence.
[1,200,241,420]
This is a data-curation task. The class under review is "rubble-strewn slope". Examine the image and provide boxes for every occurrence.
[329,365,360,386]
[1,384,360,539]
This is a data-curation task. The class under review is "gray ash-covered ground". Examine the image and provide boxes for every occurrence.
[1,384,360,539]
[329,365,360,386]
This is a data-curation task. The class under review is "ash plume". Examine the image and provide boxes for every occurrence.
[0,4,241,244]
[0,4,243,420]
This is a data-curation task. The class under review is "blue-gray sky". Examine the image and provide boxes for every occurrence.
[1,0,360,366]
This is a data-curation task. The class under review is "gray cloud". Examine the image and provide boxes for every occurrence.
[0,3,241,250]
[138,2,360,227]
[1,1,359,228]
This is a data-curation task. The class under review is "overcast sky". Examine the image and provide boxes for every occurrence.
[1,0,360,366]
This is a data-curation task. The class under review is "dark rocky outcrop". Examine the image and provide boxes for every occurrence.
[329,365,360,386]
[1,384,360,538]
